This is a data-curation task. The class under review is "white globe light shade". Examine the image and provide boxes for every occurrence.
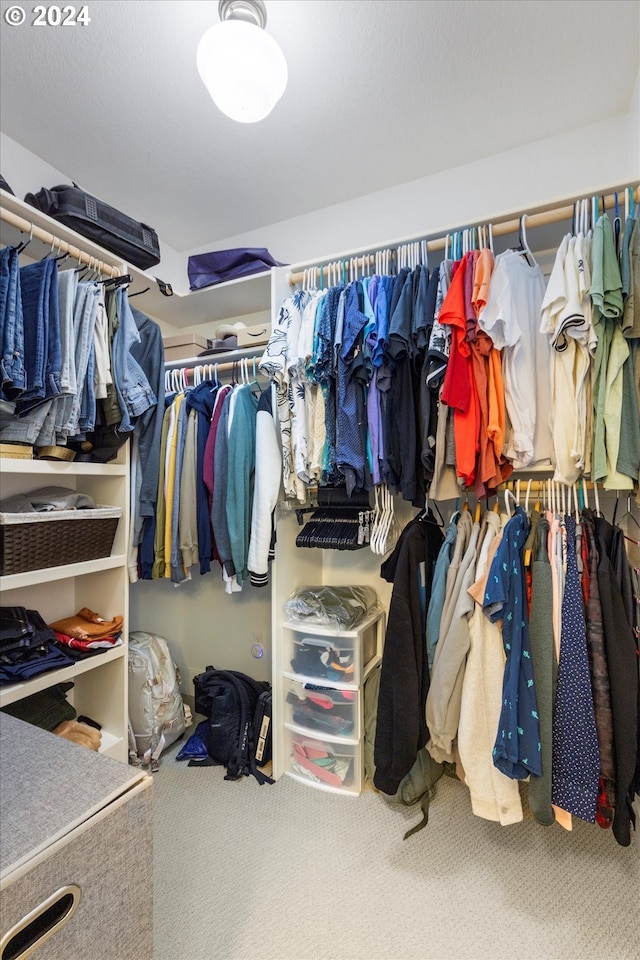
[197,19,288,123]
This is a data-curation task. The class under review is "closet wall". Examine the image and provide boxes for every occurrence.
[185,79,639,265]
[4,93,638,698]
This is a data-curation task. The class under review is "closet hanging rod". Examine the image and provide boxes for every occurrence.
[166,356,269,381]
[164,344,265,370]
[0,206,122,278]
[287,184,639,286]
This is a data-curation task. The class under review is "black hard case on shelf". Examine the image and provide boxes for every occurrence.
[24,183,161,270]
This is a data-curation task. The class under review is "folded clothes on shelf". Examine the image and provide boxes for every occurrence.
[54,631,122,653]
[53,719,102,751]
[0,486,96,513]
[0,607,58,658]
[0,643,76,684]
[0,605,123,684]
[49,607,123,641]
[1,681,76,729]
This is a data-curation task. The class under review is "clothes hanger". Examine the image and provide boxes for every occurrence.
[15,223,34,254]
[417,494,445,528]
[369,485,381,554]
[52,237,69,264]
[39,234,58,261]
[614,192,622,253]
[371,486,386,555]
[524,478,533,514]
[613,494,640,533]
[573,484,580,524]
[504,487,518,518]
[580,197,588,236]
[515,214,535,265]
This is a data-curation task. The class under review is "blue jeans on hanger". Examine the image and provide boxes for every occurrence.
[111,288,156,432]
[64,280,99,437]
[15,258,61,415]
[0,247,26,397]
[77,338,96,435]
[53,268,79,439]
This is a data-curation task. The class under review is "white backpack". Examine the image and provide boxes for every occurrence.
[128,631,191,771]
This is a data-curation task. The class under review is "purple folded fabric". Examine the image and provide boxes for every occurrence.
[188,247,286,291]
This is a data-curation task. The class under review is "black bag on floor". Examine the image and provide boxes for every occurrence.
[24,183,161,270]
[252,690,272,767]
[193,666,274,785]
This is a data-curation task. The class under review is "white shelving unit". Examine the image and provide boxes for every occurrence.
[0,448,130,761]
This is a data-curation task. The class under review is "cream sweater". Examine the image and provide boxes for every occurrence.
[457,512,523,826]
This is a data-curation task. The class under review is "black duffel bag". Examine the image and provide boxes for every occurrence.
[24,183,161,270]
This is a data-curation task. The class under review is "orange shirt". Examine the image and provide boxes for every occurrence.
[472,248,495,317]
[441,253,480,487]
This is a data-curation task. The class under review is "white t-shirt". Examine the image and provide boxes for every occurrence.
[478,251,553,467]
[540,234,596,484]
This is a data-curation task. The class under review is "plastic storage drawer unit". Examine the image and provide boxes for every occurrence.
[284,609,382,685]
[286,730,360,795]
[284,676,359,740]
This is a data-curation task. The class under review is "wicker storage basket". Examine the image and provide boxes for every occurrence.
[0,506,121,576]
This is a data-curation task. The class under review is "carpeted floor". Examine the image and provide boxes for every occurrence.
[153,744,639,960]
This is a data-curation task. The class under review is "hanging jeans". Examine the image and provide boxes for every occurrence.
[54,268,79,439]
[0,257,63,445]
[0,247,26,397]
[64,280,99,438]
[15,258,61,415]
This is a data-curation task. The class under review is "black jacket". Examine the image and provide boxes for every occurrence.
[595,516,639,847]
[374,515,442,795]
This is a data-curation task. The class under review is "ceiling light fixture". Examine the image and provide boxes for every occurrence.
[197,0,288,124]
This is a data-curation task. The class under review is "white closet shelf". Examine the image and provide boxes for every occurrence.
[0,644,125,708]
[0,554,126,591]
[99,731,125,759]
[143,270,272,329]
[0,190,272,328]
[0,458,127,476]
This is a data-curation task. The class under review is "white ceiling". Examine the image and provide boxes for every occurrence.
[1,0,638,253]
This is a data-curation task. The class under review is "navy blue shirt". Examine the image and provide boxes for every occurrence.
[483,507,542,780]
